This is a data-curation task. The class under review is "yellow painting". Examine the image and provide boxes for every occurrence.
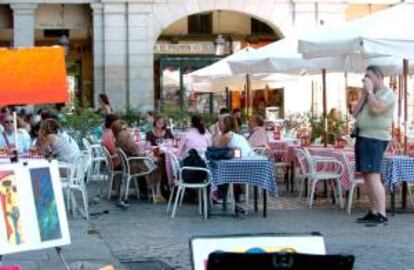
[0,171,24,245]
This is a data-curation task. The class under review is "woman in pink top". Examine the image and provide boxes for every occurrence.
[177,115,212,158]
[247,115,268,148]
[101,114,121,169]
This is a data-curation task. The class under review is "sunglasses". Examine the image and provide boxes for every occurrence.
[4,120,13,124]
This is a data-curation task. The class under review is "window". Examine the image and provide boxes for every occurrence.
[44,29,69,38]
[251,18,274,35]
[188,13,213,34]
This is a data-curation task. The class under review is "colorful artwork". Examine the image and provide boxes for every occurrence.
[30,167,62,241]
[0,170,24,245]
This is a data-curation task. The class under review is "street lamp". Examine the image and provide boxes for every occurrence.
[214,34,226,56]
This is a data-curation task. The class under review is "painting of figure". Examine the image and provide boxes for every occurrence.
[30,167,62,241]
[0,170,24,245]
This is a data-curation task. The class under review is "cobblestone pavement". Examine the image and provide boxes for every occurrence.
[87,186,414,270]
[3,183,414,270]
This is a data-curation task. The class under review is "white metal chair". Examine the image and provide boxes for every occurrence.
[167,152,211,219]
[117,148,157,202]
[83,138,106,182]
[63,151,90,220]
[295,148,344,208]
[102,146,123,199]
[341,152,365,215]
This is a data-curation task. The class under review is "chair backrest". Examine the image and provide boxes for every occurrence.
[117,147,131,175]
[294,148,314,176]
[169,151,181,183]
[252,147,268,157]
[69,152,89,186]
[102,145,115,171]
[82,138,91,151]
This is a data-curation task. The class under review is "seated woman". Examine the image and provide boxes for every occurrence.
[37,118,80,163]
[247,115,268,148]
[177,115,212,158]
[112,120,163,205]
[146,114,174,200]
[214,116,253,203]
[101,114,121,169]
[214,115,253,158]
[146,114,174,146]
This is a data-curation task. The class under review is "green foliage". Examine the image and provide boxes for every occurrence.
[119,107,142,126]
[161,104,216,129]
[63,97,101,139]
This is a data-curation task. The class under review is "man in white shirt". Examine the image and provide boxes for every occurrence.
[0,114,31,153]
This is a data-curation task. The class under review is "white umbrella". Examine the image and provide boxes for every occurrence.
[187,47,256,81]
[298,3,414,60]
[188,73,297,93]
[298,3,414,152]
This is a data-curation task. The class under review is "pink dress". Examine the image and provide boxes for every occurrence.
[177,128,212,158]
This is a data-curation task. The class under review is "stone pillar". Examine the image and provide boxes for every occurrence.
[103,3,127,111]
[91,3,104,107]
[10,3,37,47]
[127,3,154,112]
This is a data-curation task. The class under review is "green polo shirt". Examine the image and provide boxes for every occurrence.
[357,87,396,141]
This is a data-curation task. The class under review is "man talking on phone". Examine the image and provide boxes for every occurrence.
[353,65,395,225]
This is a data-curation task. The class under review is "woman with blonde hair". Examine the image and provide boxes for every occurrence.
[37,118,80,163]
[112,120,163,205]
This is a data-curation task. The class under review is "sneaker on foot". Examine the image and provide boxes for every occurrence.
[356,211,377,223]
[117,200,130,208]
[370,213,388,224]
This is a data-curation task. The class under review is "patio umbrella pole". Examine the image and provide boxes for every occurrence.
[225,87,230,108]
[403,59,409,154]
[246,74,251,117]
[322,69,328,147]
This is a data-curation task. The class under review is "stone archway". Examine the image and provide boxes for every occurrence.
[130,0,295,111]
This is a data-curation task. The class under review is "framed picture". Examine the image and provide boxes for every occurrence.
[190,233,326,270]
[0,160,70,255]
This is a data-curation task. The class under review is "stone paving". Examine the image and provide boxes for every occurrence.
[88,186,414,270]
[3,183,414,270]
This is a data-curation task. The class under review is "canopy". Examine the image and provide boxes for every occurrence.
[188,73,297,93]
[229,37,414,75]
[298,3,414,60]
[0,46,69,106]
[187,47,256,82]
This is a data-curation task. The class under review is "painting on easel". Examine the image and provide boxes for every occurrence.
[0,170,24,246]
[30,167,62,242]
[0,160,70,255]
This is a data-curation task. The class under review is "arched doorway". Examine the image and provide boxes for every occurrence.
[154,10,282,115]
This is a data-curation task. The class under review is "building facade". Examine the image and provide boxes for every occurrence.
[0,0,400,111]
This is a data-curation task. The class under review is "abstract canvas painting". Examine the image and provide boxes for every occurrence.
[30,167,62,241]
[0,170,24,245]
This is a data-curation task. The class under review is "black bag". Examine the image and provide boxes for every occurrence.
[205,147,233,161]
[181,149,208,184]
[350,126,359,139]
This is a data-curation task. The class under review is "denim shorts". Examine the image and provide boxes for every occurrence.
[355,136,388,173]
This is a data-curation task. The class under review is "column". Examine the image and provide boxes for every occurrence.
[91,3,104,107]
[10,3,37,47]
[127,3,154,112]
[103,3,127,111]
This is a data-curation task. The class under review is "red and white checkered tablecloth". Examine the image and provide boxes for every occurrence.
[307,147,355,190]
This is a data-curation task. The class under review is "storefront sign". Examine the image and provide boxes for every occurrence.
[154,43,229,55]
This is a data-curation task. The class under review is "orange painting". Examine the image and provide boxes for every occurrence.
[0,47,69,106]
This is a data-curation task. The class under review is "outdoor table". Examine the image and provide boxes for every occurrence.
[307,146,355,190]
[381,155,414,213]
[209,156,277,218]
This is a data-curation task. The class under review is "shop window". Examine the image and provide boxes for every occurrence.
[188,13,213,34]
[251,18,274,35]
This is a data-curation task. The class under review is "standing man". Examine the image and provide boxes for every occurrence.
[353,65,396,225]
